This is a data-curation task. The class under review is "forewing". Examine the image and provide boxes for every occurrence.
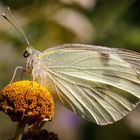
[34,44,140,125]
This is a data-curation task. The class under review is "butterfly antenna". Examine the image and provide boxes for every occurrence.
[1,7,30,47]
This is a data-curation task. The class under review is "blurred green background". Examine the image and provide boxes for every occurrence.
[0,0,140,140]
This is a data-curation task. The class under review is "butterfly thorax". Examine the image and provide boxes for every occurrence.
[24,47,40,75]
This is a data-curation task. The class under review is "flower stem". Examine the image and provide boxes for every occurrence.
[13,123,26,140]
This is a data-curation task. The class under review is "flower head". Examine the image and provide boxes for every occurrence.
[0,80,54,127]
[22,129,59,140]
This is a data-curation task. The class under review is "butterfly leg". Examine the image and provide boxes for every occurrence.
[20,67,26,80]
[9,66,24,84]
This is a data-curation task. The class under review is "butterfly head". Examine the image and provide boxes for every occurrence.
[23,47,40,74]
[23,47,34,58]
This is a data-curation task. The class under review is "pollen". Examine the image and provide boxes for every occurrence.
[0,81,54,126]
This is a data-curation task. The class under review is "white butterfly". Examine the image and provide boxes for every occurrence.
[22,44,140,125]
[3,7,140,126]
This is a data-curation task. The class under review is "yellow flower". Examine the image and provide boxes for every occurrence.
[0,80,54,127]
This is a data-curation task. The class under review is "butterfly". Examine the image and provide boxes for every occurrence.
[22,44,140,125]
[2,8,140,125]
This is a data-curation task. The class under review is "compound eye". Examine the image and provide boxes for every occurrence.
[23,50,30,58]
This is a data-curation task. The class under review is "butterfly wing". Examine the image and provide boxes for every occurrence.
[32,44,140,125]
